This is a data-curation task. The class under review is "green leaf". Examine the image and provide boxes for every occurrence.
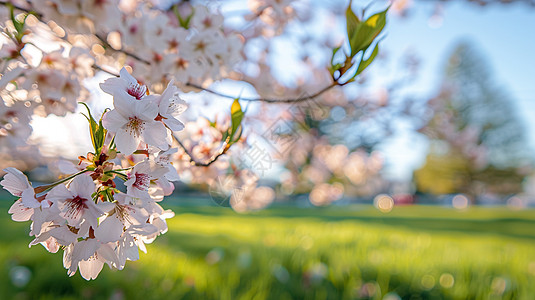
[8,4,30,42]
[174,4,193,29]
[207,117,218,128]
[330,46,341,66]
[329,46,343,77]
[345,1,360,55]
[349,7,388,57]
[94,113,107,153]
[9,5,22,35]
[355,42,380,77]
[227,98,244,146]
[79,102,99,153]
[231,124,243,144]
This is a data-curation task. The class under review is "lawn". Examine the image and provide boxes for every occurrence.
[1,195,534,299]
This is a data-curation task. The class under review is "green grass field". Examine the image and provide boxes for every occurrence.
[1,196,535,300]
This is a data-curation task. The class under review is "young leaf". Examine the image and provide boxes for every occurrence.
[329,46,343,77]
[228,98,244,145]
[79,102,99,153]
[94,114,107,153]
[355,42,380,77]
[8,4,23,41]
[349,7,388,57]
[231,124,243,144]
[346,1,361,55]
[174,4,193,29]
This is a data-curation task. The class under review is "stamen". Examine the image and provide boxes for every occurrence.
[64,196,89,220]
[127,83,147,100]
[133,173,150,191]
[115,205,134,225]
[127,117,145,137]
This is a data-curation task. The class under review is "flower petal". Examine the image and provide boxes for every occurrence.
[8,199,33,221]
[115,129,140,156]
[72,239,100,262]
[79,258,104,280]
[98,243,119,268]
[113,92,136,117]
[21,187,40,208]
[142,121,169,150]
[102,109,127,133]
[1,167,31,196]
[69,174,95,199]
[136,99,158,121]
[94,215,124,243]
[45,184,73,205]
[119,67,137,86]
[99,77,128,96]
[163,117,185,131]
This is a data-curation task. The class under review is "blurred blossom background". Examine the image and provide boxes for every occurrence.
[1,0,535,299]
[11,0,535,208]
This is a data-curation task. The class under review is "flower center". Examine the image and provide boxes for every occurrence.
[158,156,169,165]
[127,83,147,100]
[133,173,150,191]
[175,58,188,70]
[65,196,89,219]
[127,117,144,137]
[116,204,135,225]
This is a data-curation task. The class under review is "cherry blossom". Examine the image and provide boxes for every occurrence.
[1,167,31,197]
[45,174,103,228]
[148,79,187,131]
[0,0,390,281]
[124,159,167,200]
[100,67,148,101]
[102,93,168,155]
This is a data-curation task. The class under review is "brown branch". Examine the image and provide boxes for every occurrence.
[2,1,340,105]
[92,63,119,76]
[93,33,152,65]
[185,82,338,103]
[172,134,228,167]
[0,1,150,65]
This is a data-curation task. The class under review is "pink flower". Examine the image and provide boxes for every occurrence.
[1,167,32,197]
[1,168,42,221]
[102,93,169,155]
[100,67,148,101]
[124,160,167,200]
[45,174,103,228]
[146,80,187,131]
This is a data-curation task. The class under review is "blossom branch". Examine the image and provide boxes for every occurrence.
[94,33,152,65]
[0,1,121,78]
[33,169,89,194]
[172,134,227,167]
[185,82,338,103]
[1,1,339,105]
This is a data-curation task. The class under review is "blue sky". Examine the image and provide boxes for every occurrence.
[370,0,535,180]
[33,0,535,182]
[210,0,535,181]
[260,0,535,180]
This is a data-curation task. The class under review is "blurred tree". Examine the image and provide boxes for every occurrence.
[414,42,532,202]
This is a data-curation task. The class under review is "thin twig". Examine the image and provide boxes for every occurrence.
[0,1,120,77]
[185,82,338,103]
[0,0,149,65]
[92,63,119,76]
[2,1,339,105]
[172,134,227,167]
[94,33,152,65]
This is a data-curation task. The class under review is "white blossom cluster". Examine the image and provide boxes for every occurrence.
[37,0,244,87]
[0,0,248,169]
[1,68,186,280]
